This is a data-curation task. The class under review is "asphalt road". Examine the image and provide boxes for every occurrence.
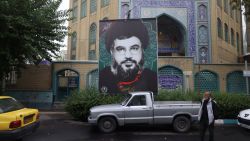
[22,112,250,141]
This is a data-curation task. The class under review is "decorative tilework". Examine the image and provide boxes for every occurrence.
[132,0,196,58]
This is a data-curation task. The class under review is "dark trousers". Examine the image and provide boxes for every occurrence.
[200,120,214,141]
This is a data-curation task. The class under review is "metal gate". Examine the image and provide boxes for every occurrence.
[195,71,219,93]
[227,71,246,93]
[56,69,79,101]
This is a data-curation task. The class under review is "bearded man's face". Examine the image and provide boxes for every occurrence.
[111,36,144,81]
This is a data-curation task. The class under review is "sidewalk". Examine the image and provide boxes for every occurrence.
[39,110,73,121]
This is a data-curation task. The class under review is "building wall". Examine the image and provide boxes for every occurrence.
[5,65,53,109]
[68,0,119,61]
[68,0,243,64]
[6,65,51,90]
[210,0,243,64]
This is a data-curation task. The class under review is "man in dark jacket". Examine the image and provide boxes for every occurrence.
[198,91,219,141]
[99,20,157,94]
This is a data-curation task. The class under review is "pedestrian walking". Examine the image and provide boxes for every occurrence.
[198,91,219,141]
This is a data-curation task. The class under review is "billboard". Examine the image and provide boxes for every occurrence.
[99,19,158,94]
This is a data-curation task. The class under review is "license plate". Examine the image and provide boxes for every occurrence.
[24,114,34,124]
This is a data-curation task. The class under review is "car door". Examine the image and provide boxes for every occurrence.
[124,95,153,124]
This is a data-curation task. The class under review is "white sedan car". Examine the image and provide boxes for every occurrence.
[237,109,250,129]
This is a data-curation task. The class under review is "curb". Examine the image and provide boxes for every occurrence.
[215,119,237,125]
[40,111,67,115]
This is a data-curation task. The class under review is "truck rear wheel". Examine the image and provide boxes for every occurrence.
[173,116,191,132]
[98,117,117,133]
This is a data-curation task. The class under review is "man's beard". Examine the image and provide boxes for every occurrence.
[112,58,144,81]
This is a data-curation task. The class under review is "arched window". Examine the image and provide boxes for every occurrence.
[236,32,239,49]
[224,23,229,42]
[81,0,87,18]
[195,71,219,93]
[89,23,97,60]
[236,10,240,23]
[90,0,97,13]
[158,66,183,90]
[199,47,209,64]
[231,28,235,46]
[217,18,223,39]
[198,25,208,43]
[217,0,222,8]
[71,32,77,60]
[72,0,78,22]
[198,4,207,20]
[227,71,246,93]
[101,0,110,8]
[230,4,234,18]
[121,3,129,19]
[224,0,228,13]
[87,69,99,88]
[103,17,108,20]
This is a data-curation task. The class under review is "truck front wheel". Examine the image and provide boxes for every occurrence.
[98,117,117,133]
[173,116,191,132]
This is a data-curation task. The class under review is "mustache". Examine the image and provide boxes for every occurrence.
[120,58,137,64]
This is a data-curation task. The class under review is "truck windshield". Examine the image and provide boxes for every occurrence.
[121,94,132,106]
[0,98,25,114]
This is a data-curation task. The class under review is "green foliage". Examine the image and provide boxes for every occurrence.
[155,89,202,101]
[65,88,250,120]
[64,88,124,121]
[212,93,250,119]
[0,0,70,79]
[231,0,250,16]
[156,90,250,119]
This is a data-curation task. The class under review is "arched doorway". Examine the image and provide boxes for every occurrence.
[56,69,79,101]
[195,70,219,93]
[157,14,186,56]
[158,66,184,90]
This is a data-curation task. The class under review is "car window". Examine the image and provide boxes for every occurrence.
[128,95,146,106]
[0,98,25,114]
[121,94,132,106]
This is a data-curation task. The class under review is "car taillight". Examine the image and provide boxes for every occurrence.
[9,120,21,128]
[36,112,40,120]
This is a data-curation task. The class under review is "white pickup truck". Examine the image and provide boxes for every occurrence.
[88,91,200,133]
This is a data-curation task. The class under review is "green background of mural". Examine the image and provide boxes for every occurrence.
[99,19,158,72]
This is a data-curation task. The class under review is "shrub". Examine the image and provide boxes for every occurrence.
[64,87,124,121]
[212,93,250,119]
[155,89,201,101]
[65,88,250,120]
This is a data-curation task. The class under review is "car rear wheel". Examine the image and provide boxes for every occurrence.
[98,117,117,133]
[173,116,191,132]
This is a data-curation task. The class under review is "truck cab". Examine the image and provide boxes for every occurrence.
[122,92,154,124]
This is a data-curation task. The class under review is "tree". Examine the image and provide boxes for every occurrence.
[0,0,70,90]
[231,0,250,17]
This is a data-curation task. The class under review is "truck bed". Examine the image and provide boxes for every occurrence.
[154,101,200,107]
